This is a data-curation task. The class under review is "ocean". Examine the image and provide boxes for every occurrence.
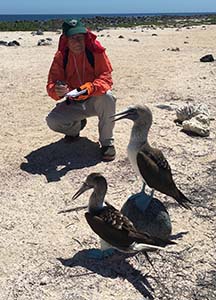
[0,12,216,22]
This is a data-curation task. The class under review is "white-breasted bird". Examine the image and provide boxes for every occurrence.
[113,104,192,209]
[72,173,175,258]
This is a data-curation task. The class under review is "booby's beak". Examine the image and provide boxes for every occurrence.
[72,182,91,200]
[111,107,138,122]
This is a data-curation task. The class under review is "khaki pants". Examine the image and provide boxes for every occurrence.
[46,91,116,146]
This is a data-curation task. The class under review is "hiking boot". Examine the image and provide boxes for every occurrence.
[80,118,87,130]
[63,119,87,143]
[101,145,116,161]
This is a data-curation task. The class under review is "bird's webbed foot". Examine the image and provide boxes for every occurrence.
[128,187,154,213]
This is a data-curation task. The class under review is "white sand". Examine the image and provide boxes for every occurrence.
[0,25,215,300]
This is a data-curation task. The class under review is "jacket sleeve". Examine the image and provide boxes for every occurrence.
[46,51,65,100]
[92,51,113,96]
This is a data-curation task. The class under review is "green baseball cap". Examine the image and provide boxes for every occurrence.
[62,19,87,37]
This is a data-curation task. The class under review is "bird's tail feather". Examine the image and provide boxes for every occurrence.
[176,189,192,210]
[130,242,166,252]
[160,239,176,246]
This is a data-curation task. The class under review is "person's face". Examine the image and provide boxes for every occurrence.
[68,34,85,54]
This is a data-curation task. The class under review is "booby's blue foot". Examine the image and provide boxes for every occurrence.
[127,183,150,201]
[128,184,154,213]
[86,248,115,259]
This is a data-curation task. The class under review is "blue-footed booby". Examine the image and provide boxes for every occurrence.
[113,105,192,209]
[72,173,174,258]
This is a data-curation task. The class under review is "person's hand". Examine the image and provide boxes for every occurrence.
[73,82,95,101]
[55,81,69,98]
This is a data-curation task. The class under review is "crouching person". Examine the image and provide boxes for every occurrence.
[46,19,116,161]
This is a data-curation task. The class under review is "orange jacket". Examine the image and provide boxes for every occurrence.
[46,49,113,100]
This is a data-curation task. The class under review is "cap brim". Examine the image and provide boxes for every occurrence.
[66,27,87,37]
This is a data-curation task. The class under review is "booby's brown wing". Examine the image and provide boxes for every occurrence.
[142,146,171,170]
[137,145,192,209]
[85,204,159,250]
[137,145,173,191]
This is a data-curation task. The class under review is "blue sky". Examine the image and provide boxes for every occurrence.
[1,0,216,14]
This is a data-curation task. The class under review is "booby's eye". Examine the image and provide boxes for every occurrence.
[84,182,94,189]
[127,107,137,114]
[131,108,137,113]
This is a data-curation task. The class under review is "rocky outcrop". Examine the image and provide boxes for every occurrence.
[182,114,210,137]
[176,103,209,122]
[175,103,210,136]
[0,40,20,46]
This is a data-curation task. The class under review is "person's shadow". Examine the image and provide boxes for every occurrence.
[57,250,157,299]
[20,137,101,182]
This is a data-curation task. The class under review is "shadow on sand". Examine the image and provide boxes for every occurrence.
[20,137,101,182]
[57,249,156,299]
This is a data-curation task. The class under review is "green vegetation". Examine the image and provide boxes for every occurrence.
[0,19,63,31]
[0,15,216,31]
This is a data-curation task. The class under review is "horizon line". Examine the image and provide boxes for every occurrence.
[1,11,216,15]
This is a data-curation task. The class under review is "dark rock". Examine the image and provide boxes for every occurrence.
[0,40,20,46]
[31,30,44,36]
[36,29,44,35]
[0,40,8,46]
[200,54,214,62]
[37,38,52,46]
[118,35,124,39]
[167,47,180,52]
[11,40,20,46]
[7,41,16,46]
[96,27,104,32]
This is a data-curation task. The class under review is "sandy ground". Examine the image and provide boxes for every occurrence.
[0,25,216,300]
